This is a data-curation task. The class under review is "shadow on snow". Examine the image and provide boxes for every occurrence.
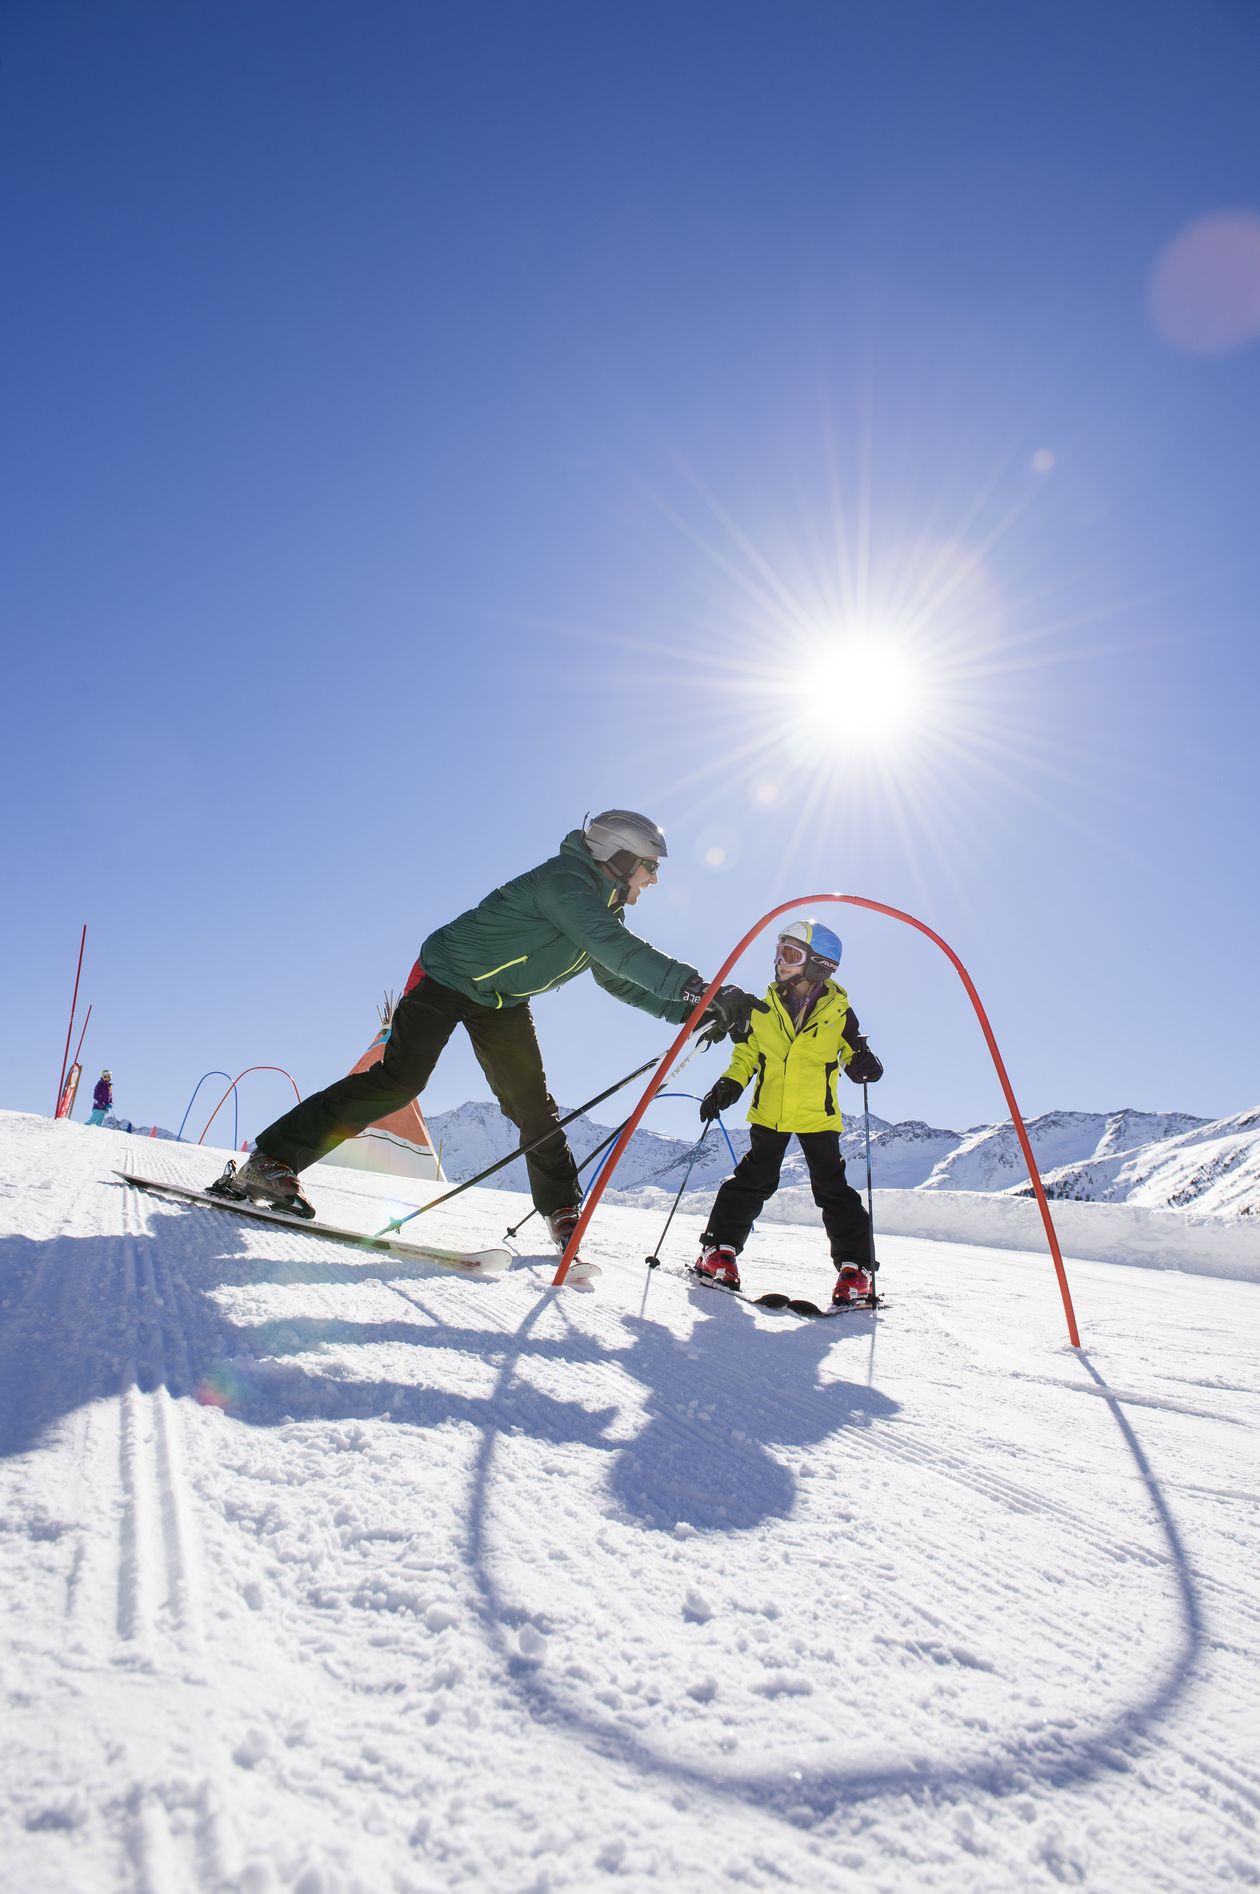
[0,1217,885,1548]
[0,1210,1208,1830]
[464,1293,1210,1829]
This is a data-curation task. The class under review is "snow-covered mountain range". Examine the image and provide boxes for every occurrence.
[426,1099,1260,1218]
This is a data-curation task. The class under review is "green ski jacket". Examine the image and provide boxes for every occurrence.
[418,829,700,1021]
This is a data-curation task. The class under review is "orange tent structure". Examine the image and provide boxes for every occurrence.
[319,997,444,1182]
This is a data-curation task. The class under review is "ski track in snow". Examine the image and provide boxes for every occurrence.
[1,1108,1259,1891]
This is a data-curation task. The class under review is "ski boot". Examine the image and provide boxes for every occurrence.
[832,1262,873,1305]
[695,1244,741,1291]
[545,1205,582,1252]
[208,1152,316,1220]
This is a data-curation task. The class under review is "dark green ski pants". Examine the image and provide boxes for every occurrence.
[257,970,581,1215]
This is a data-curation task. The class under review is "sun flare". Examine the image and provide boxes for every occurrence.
[796,631,927,747]
[625,444,1071,883]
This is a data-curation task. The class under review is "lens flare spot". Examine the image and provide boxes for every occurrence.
[196,1366,247,1411]
[1149,212,1260,355]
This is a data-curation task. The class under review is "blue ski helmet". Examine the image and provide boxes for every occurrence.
[776,918,843,978]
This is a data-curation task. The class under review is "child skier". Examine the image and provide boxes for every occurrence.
[695,919,884,1305]
[87,1069,113,1126]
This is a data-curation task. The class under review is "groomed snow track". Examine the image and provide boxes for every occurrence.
[2,1109,1258,1891]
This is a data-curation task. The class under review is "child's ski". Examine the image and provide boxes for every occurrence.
[114,1171,512,1276]
[684,1263,881,1318]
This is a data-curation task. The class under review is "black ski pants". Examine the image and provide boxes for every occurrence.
[257,972,581,1216]
[702,1125,872,1266]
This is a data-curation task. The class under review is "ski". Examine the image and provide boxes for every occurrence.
[563,1259,602,1283]
[755,1289,881,1318]
[114,1171,512,1276]
[685,1263,881,1318]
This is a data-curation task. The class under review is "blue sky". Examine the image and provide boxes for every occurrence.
[3,0,1258,1151]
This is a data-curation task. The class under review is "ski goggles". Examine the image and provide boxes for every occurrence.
[775,938,810,969]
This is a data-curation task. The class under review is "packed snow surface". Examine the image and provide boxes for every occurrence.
[2,1107,1259,1892]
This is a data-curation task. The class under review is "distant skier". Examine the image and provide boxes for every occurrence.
[210,811,767,1244]
[694,919,884,1305]
[86,1069,113,1126]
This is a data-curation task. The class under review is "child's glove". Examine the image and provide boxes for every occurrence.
[699,1077,743,1121]
[845,1038,884,1084]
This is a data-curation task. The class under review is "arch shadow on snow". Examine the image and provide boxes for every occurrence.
[0,1216,1209,1836]
[464,1291,1210,1832]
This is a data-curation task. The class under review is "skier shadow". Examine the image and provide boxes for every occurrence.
[467,1293,1209,1829]
[0,1225,619,1460]
[1,1225,1209,1830]
[601,1295,898,1531]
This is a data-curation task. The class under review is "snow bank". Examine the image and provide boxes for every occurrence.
[610,1183,1260,1281]
[862,1187,1260,1279]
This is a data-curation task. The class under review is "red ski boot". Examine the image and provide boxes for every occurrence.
[695,1245,741,1290]
[546,1205,582,1252]
[832,1262,873,1305]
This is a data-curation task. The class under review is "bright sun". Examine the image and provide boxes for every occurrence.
[627,454,1044,879]
[799,632,926,747]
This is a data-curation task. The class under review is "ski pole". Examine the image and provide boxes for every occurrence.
[644,1123,712,1272]
[375,1056,662,1234]
[504,1118,630,1240]
[863,1080,879,1297]
[656,1092,739,1169]
[501,1041,722,1241]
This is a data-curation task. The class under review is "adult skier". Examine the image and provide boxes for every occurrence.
[694,918,884,1304]
[210,811,766,1246]
[86,1070,113,1126]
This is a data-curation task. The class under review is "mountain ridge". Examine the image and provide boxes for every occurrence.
[424,1098,1258,1218]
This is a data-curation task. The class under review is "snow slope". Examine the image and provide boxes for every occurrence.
[2,1107,1259,1892]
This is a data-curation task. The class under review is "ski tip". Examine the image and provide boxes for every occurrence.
[464,1248,513,1273]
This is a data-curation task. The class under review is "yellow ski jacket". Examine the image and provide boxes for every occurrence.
[721,981,862,1133]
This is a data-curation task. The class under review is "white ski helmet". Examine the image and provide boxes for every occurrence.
[582,809,668,867]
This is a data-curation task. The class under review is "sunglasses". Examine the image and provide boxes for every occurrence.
[637,858,660,876]
[775,939,809,968]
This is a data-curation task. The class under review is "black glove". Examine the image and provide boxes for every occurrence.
[699,1077,742,1122]
[682,979,769,1044]
[845,1037,884,1084]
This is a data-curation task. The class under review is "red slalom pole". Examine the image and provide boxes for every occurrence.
[71,1002,93,1070]
[54,925,87,1115]
[553,893,1082,1350]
